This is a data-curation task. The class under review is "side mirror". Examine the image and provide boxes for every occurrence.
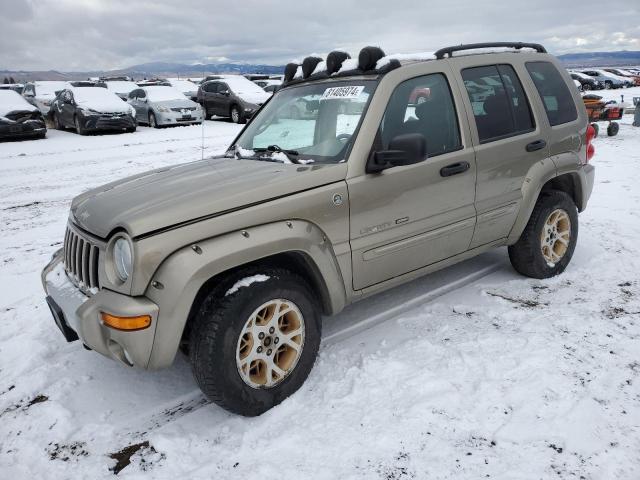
[368,133,428,173]
[221,90,230,96]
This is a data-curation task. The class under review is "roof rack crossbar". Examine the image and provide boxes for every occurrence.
[434,42,547,59]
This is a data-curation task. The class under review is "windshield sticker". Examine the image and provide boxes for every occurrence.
[321,86,365,100]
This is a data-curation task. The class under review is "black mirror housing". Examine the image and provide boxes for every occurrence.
[368,133,427,173]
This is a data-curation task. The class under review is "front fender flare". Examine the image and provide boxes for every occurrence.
[144,220,346,369]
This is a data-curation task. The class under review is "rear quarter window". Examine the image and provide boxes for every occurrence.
[526,61,577,126]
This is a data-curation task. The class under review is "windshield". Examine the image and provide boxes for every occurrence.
[35,81,70,95]
[145,86,186,102]
[73,87,121,104]
[233,80,377,164]
[105,81,137,93]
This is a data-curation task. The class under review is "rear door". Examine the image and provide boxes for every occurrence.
[348,67,477,290]
[60,90,75,126]
[449,55,550,248]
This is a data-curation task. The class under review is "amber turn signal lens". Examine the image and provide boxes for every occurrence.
[100,312,151,331]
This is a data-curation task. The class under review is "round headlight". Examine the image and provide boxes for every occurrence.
[113,238,132,282]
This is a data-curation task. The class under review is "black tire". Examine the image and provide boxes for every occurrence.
[126,126,136,133]
[582,83,591,91]
[591,123,599,137]
[508,190,578,279]
[53,112,64,130]
[189,267,321,416]
[74,115,86,135]
[605,81,612,90]
[607,122,619,137]
[149,111,159,128]
[230,104,245,124]
[201,104,210,120]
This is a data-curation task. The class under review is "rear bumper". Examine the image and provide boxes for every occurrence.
[579,163,595,212]
[42,250,159,369]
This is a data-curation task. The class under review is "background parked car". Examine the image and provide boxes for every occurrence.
[167,78,199,101]
[254,79,282,94]
[136,78,171,87]
[0,90,47,141]
[580,69,627,89]
[569,71,603,90]
[70,80,101,88]
[127,85,203,128]
[22,81,71,115]
[50,87,136,135]
[0,83,25,94]
[97,80,139,101]
[604,68,640,86]
[197,75,270,123]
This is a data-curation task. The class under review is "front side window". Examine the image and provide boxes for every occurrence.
[233,80,376,163]
[462,64,534,143]
[526,61,578,126]
[378,73,461,156]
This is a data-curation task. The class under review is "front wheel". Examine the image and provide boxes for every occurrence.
[230,105,245,124]
[149,112,159,128]
[189,268,321,416]
[605,81,612,90]
[607,122,619,137]
[508,190,578,279]
[582,83,591,91]
[53,112,64,130]
[74,115,86,135]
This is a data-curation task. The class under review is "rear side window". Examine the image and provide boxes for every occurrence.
[462,65,534,143]
[526,61,577,126]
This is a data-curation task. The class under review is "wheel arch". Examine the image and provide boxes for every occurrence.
[143,221,347,369]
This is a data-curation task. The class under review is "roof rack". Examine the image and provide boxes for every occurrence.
[434,42,547,59]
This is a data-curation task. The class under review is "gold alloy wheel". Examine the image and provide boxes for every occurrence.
[236,299,305,389]
[540,209,571,266]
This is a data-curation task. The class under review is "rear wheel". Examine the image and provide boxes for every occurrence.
[591,123,599,137]
[189,267,321,416]
[605,81,613,90]
[508,190,578,279]
[582,83,591,91]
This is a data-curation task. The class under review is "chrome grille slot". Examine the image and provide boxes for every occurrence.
[63,225,101,295]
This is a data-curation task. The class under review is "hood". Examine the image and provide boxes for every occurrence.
[236,91,271,105]
[70,157,346,239]
[151,98,199,109]
[78,99,131,114]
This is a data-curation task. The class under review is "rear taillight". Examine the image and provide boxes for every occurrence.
[584,124,596,164]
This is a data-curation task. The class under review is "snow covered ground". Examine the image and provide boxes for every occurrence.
[1,117,639,479]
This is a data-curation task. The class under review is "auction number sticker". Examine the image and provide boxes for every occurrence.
[321,85,365,100]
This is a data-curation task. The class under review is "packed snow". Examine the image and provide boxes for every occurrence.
[0,90,38,116]
[225,275,271,296]
[72,87,133,114]
[0,115,639,479]
[142,86,187,102]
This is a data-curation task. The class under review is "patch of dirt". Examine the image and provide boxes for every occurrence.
[108,441,165,475]
[47,441,89,462]
[0,393,48,417]
[486,291,545,308]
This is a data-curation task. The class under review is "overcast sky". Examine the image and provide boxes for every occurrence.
[1,0,639,71]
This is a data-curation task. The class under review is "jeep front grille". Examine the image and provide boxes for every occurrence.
[63,226,100,294]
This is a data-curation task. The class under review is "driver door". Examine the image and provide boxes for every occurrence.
[61,90,75,126]
[348,71,477,291]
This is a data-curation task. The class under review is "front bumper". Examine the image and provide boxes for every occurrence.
[82,114,136,131]
[155,110,203,126]
[42,250,159,368]
[0,122,46,140]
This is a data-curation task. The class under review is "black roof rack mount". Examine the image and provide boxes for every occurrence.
[434,42,547,60]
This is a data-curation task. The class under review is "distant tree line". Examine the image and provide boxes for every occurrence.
[3,77,17,84]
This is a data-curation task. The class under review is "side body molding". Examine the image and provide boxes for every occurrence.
[144,220,347,369]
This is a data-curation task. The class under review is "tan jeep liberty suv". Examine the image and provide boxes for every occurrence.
[42,42,596,416]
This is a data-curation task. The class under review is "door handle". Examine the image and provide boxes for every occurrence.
[526,139,547,152]
[440,161,470,177]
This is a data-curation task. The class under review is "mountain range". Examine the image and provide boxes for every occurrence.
[2,51,639,82]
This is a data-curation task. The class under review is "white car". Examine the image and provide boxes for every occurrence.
[22,81,72,114]
[580,69,628,89]
[127,86,204,128]
[100,80,140,101]
[167,79,199,101]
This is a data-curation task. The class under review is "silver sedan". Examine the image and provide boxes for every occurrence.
[127,86,204,127]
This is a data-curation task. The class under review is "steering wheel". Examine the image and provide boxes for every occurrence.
[336,133,351,143]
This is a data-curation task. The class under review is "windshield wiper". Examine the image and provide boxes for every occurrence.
[254,145,301,163]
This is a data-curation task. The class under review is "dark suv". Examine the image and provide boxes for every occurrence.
[197,76,270,123]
